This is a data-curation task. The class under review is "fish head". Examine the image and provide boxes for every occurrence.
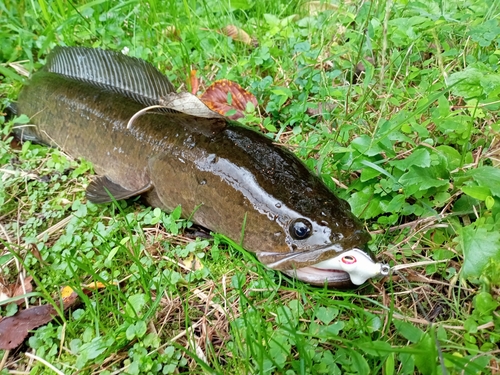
[253,193,390,287]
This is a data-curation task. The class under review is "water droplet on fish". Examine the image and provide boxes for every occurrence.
[184,135,195,148]
[199,179,207,185]
[275,202,282,208]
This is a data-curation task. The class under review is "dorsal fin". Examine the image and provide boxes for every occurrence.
[44,46,176,107]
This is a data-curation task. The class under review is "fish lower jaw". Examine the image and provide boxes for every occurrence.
[282,267,352,287]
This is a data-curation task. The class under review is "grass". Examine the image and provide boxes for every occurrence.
[1,0,500,374]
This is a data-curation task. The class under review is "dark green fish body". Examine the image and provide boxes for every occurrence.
[15,47,388,287]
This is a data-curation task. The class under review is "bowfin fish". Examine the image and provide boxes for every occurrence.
[14,47,389,288]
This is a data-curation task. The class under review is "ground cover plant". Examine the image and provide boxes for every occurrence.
[1,0,499,373]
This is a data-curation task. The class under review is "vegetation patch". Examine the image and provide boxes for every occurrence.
[1,0,499,374]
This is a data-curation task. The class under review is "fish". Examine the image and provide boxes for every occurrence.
[13,47,389,288]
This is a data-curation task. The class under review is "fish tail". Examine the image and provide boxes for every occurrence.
[44,46,176,107]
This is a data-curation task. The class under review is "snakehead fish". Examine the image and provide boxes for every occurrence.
[14,47,389,287]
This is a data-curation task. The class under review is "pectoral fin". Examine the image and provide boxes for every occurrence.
[86,175,152,203]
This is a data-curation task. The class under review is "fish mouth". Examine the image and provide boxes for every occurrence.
[265,248,390,287]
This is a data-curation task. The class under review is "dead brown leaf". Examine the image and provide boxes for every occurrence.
[12,276,33,305]
[0,305,57,349]
[190,70,199,95]
[164,25,181,41]
[0,286,78,350]
[200,79,258,120]
[0,276,33,306]
[306,102,338,119]
[221,25,257,47]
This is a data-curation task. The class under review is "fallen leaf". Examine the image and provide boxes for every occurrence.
[12,276,33,305]
[62,289,79,308]
[29,243,44,263]
[306,102,338,119]
[0,304,57,349]
[190,70,199,95]
[164,25,181,40]
[61,285,75,299]
[8,62,30,77]
[0,282,9,304]
[352,56,375,83]
[181,254,204,271]
[82,281,109,290]
[159,92,224,119]
[221,25,257,46]
[200,79,258,120]
[0,286,79,350]
[0,276,33,306]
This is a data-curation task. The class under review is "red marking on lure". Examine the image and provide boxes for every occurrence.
[342,256,356,264]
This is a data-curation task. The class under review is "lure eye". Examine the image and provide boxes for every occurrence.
[290,219,313,240]
[342,255,356,264]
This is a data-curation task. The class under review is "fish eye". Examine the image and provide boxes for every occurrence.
[290,219,313,240]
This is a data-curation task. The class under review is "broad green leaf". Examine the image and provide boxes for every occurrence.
[435,145,461,170]
[348,188,383,219]
[0,254,13,266]
[394,320,424,343]
[473,292,499,317]
[126,320,148,340]
[448,67,485,99]
[469,19,500,47]
[228,0,253,10]
[82,336,113,360]
[125,293,147,318]
[435,117,469,135]
[360,165,381,182]
[384,353,396,375]
[325,321,345,336]
[391,148,431,171]
[399,166,449,190]
[270,87,292,97]
[361,160,398,182]
[315,306,339,325]
[448,64,500,100]
[5,303,18,317]
[385,194,406,212]
[357,340,392,356]
[457,225,500,279]
[263,13,280,27]
[464,166,500,197]
[461,185,491,200]
[350,350,370,374]
[413,333,437,375]
[351,135,387,156]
